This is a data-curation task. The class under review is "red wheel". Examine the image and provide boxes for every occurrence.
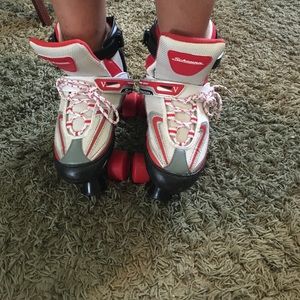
[131,152,150,184]
[136,94,146,117]
[122,92,139,118]
[107,150,130,181]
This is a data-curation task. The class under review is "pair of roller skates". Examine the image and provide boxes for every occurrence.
[30,17,225,201]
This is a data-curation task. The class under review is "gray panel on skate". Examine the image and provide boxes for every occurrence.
[165,149,190,175]
[60,139,90,165]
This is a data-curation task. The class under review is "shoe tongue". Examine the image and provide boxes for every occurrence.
[155,34,225,85]
[168,100,194,145]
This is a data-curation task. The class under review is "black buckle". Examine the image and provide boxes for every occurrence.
[95,16,124,59]
[95,27,124,60]
[142,23,158,57]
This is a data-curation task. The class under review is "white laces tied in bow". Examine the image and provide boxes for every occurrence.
[165,83,224,146]
[56,78,119,137]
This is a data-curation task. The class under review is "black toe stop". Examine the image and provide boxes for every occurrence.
[81,176,107,198]
[145,153,202,200]
[54,144,113,184]
[147,183,173,201]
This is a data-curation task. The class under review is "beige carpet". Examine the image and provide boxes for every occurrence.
[0,0,299,299]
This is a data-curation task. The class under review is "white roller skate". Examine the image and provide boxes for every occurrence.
[30,17,134,197]
[140,20,225,200]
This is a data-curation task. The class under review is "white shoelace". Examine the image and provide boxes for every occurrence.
[165,83,224,146]
[56,78,119,137]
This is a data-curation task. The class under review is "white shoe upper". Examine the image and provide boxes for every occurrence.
[30,26,133,165]
[29,20,224,174]
[141,25,225,175]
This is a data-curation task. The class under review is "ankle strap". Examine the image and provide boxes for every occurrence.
[48,17,125,60]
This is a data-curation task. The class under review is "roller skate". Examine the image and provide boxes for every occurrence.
[30,17,134,198]
[140,20,225,201]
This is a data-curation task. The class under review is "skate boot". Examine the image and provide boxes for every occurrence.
[141,20,225,201]
[30,17,133,198]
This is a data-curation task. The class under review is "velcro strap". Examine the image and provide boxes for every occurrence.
[48,16,125,60]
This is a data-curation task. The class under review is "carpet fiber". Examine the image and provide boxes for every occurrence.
[0,0,299,299]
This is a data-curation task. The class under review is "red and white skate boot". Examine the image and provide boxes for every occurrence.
[140,20,225,200]
[30,17,133,197]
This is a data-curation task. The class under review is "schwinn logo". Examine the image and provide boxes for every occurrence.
[168,50,212,76]
[172,57,204,66]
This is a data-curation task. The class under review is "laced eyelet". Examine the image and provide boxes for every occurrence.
[165,82,224,146]
[56,78,119,137]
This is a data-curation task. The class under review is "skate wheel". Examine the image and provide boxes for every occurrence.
[107,150,130,181]
[131,152,150,184]
[122,92,139,118]
[136,94,146,117]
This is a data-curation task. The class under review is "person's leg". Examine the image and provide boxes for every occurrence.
[51,0,107,51]
[155,0,214,37]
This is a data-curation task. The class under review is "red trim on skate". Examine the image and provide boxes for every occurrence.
[189,123,207,170]
[103,59,122,77]
[39,55,77,72]
[152,115,168,165]
[160,33,225,44]
[53,144,60,160]
[54,23,63,42]
[58,113,66,155]
[86,117,107,157]
[29,37,101,62]
[211,22,217,39]
[140,80,184,96]
[168,51,212,76]
[92,131,114,161]
[146,136,161,167]
[95,78,133,92]
[145,55,155,70]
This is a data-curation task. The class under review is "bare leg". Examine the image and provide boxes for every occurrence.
[155,0,215,37]
[51,0,107,51]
